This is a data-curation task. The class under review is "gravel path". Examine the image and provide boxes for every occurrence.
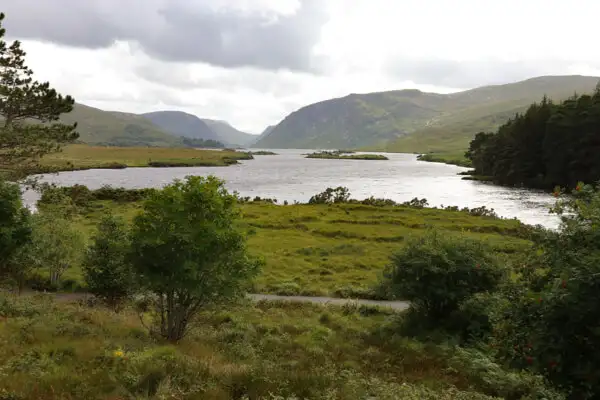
[249,294,410,310]
[9,291,410,311]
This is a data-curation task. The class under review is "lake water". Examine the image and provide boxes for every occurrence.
[22,149,560,229]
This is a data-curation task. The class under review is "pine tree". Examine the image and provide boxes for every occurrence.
[0,13,78,177]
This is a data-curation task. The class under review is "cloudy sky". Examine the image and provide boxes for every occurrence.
[2,0,600,133]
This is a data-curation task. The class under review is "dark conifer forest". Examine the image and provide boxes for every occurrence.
[466,83,600,190]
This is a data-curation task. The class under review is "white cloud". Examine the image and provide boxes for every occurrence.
[6,0,600,133]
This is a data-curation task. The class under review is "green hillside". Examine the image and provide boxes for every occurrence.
[62,104,180,147]
[201,119,257,146]
[255,75,600,151]
[141,111,219,141]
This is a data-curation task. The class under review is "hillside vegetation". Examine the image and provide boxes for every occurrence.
[62,104,181,147]
[141,111,220,142]
[254,75,599,152]
[57,105,257,149]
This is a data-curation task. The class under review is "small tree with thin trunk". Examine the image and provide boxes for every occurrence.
[83,214,135,311]
[130,175,262,342]
[0,12,78,178]
[29,211,84,287]
[0,179,31,292]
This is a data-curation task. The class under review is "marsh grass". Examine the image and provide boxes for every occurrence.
[37,144,253,172]
[59,200,533,298]
[0,294,529,399]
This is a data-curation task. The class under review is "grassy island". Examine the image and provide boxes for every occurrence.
[33,144,254,173]
[249,150,278,155]
[306,150,388,160]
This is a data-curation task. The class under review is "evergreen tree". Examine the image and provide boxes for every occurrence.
[0,13,78,177]
[466,86,600,191]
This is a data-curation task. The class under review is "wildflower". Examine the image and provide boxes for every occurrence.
[113,349,125,358]
[576,185,582,191]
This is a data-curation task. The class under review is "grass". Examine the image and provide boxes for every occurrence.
[306,151,389,160]
[0,293,534,399]
[417,152,472,167]
[249,151,278,155]
[62,199,534,298]
[37,144,254,172]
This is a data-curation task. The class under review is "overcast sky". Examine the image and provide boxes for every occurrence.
[2,0,600,133]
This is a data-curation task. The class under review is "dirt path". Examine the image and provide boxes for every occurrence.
[249,294,410,310]
[11,291,410,311]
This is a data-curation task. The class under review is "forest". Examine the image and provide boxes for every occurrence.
[466,85,600,190]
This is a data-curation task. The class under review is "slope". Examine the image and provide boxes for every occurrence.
[142,111,219,141]
[201,119,257,147]
[254,75,600,151]
[61,104,180,147]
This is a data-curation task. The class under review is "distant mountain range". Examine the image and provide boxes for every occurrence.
[61,75,600,153]
[62,106,258,148]
[254,75,600,152]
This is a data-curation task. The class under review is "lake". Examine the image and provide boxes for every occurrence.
[23,149,560,229]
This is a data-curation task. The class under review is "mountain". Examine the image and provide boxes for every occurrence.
[249,125,276,147]
[254,75,600,151]
[141,111,219,141]
[61,104,180,147]
[201,119,256,147]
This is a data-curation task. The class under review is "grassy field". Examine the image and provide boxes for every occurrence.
[38,144,253,172]
[62,199,534,298]
[0,293,537,399]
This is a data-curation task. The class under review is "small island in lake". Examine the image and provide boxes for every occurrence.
[250,150,278,155]
[305,150,388,160]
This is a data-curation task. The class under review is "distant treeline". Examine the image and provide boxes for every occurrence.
[181,137,224,148]
[467,85,600,190]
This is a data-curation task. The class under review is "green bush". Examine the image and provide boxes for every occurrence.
[308,187,350,204]
[83,214,135,311]
[447,347,564,400]
[385,230,503,318]
[494,183,600,399]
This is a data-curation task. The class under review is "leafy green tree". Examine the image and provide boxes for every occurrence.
[384,230,504,321]
[0,180,31,291]
[130,175,262,342]
[83,214,134,311]
[29,211,84,287]
[494,183,600,398]
[0,13,78,177]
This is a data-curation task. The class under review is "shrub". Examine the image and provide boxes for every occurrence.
[383,230,504,325]
[494,182,600,398]
[308,187,350,204]
[83,214,135,311]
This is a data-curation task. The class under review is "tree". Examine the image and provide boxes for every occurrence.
[0,13,78,177]
[130,175,262,342]
[29,211,84,287]
[495,183,600,398]
[0,179,31,292]
[83,214,135,311]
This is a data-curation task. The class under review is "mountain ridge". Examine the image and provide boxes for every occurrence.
[254,75,600,151]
